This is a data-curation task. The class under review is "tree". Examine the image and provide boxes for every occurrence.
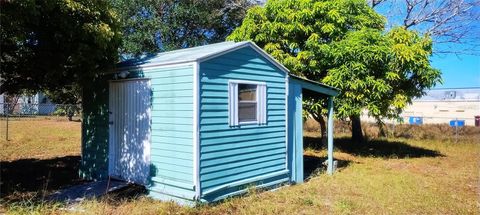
[228,0,441,142]
[111,0,255,57]
[45,85,82,105]
[44,84,82,121]
[323,27,441,140]
[0,0,121,94]
[371,0,480,54]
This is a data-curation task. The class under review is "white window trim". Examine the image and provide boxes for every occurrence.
[228,80,267,127]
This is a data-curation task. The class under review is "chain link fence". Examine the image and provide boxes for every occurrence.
[0,102,81,140]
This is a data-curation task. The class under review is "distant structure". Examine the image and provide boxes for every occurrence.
[0,92,56,115]
[402,88,480,126]
[361,87,480,126]
[0,94,4,114]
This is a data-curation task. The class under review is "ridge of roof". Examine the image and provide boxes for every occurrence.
[115,41,339,95]
[117,41,246,68]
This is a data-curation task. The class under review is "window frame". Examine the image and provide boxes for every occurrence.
[228,80,267,126]
[237,83,259,125]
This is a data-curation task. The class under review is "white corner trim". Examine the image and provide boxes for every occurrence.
[285,74,289,170]
[193,61,201,199]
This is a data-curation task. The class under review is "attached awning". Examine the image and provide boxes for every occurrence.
[289,75,340,97]
[289,75,339,176]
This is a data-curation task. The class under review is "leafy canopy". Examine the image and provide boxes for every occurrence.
[111,0,254,58]
[228,0,441,121]
[0,0,121,94]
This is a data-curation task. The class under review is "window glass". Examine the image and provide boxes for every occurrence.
[239,103,257,122]
[238,84,256,101]
[238,84,257,122]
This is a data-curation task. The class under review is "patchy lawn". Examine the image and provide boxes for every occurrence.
[0,118,83,205]
[0,118,81,160]
[1,119,479,214]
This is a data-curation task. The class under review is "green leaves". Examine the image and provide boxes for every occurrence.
[1,0,121,94]
[228,0,441,123]
[112,0,254,57]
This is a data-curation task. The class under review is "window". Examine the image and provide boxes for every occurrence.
[229,81,267,126]
[238,84,257,122]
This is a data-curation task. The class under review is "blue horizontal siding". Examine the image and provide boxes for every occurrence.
[201,136,286,152]
[201,150,287,168]
[199,46,288,198]
[149,182,196,200]
[201,165,286,190]
[200,121,285,132]
[201,159,286,181]
[201,126,285,139]
[202,79,286,88]
[200,154,286,174]
[151,155,192,166]
[143,65,195,201]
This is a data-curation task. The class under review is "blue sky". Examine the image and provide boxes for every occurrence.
[251,1,480,89]
[372,1,480,89]
[431,53,480,89]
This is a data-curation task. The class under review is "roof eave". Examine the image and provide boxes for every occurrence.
[290,75,340,97]
[196,41,290,76]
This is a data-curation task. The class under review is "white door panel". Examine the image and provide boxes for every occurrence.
[108,79,151,185]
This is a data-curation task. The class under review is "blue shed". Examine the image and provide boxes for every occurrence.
[80,41,339,205]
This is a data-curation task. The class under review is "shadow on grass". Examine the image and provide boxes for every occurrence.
[1,155,148,205]
[1,156,84,201]
[303,155,352,180]
[104,184,148,202]
[304,136,444,159]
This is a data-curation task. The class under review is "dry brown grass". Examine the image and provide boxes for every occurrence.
[304,118,480,142]
[0,118,83,204]
[2,119,480,214]
[0,118,81,161]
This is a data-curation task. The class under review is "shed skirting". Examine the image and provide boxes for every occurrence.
[201,170,290,202]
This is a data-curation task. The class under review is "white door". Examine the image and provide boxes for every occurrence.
[108,79,151,185]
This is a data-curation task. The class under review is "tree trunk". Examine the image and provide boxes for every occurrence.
[318,116,327,145]
[350,115,364,143]
[311,113,327,145]
[377,120,387,137]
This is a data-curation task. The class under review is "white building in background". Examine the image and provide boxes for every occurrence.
[0,94,4,114]
[362,88,480,126]
[0,92,56,115]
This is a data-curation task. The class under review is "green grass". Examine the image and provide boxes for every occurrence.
[1,119,479,214]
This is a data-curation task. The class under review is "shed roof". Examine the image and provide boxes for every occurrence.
[117,41,249,68]
[117,41,339,96]
[290,75,340,97]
